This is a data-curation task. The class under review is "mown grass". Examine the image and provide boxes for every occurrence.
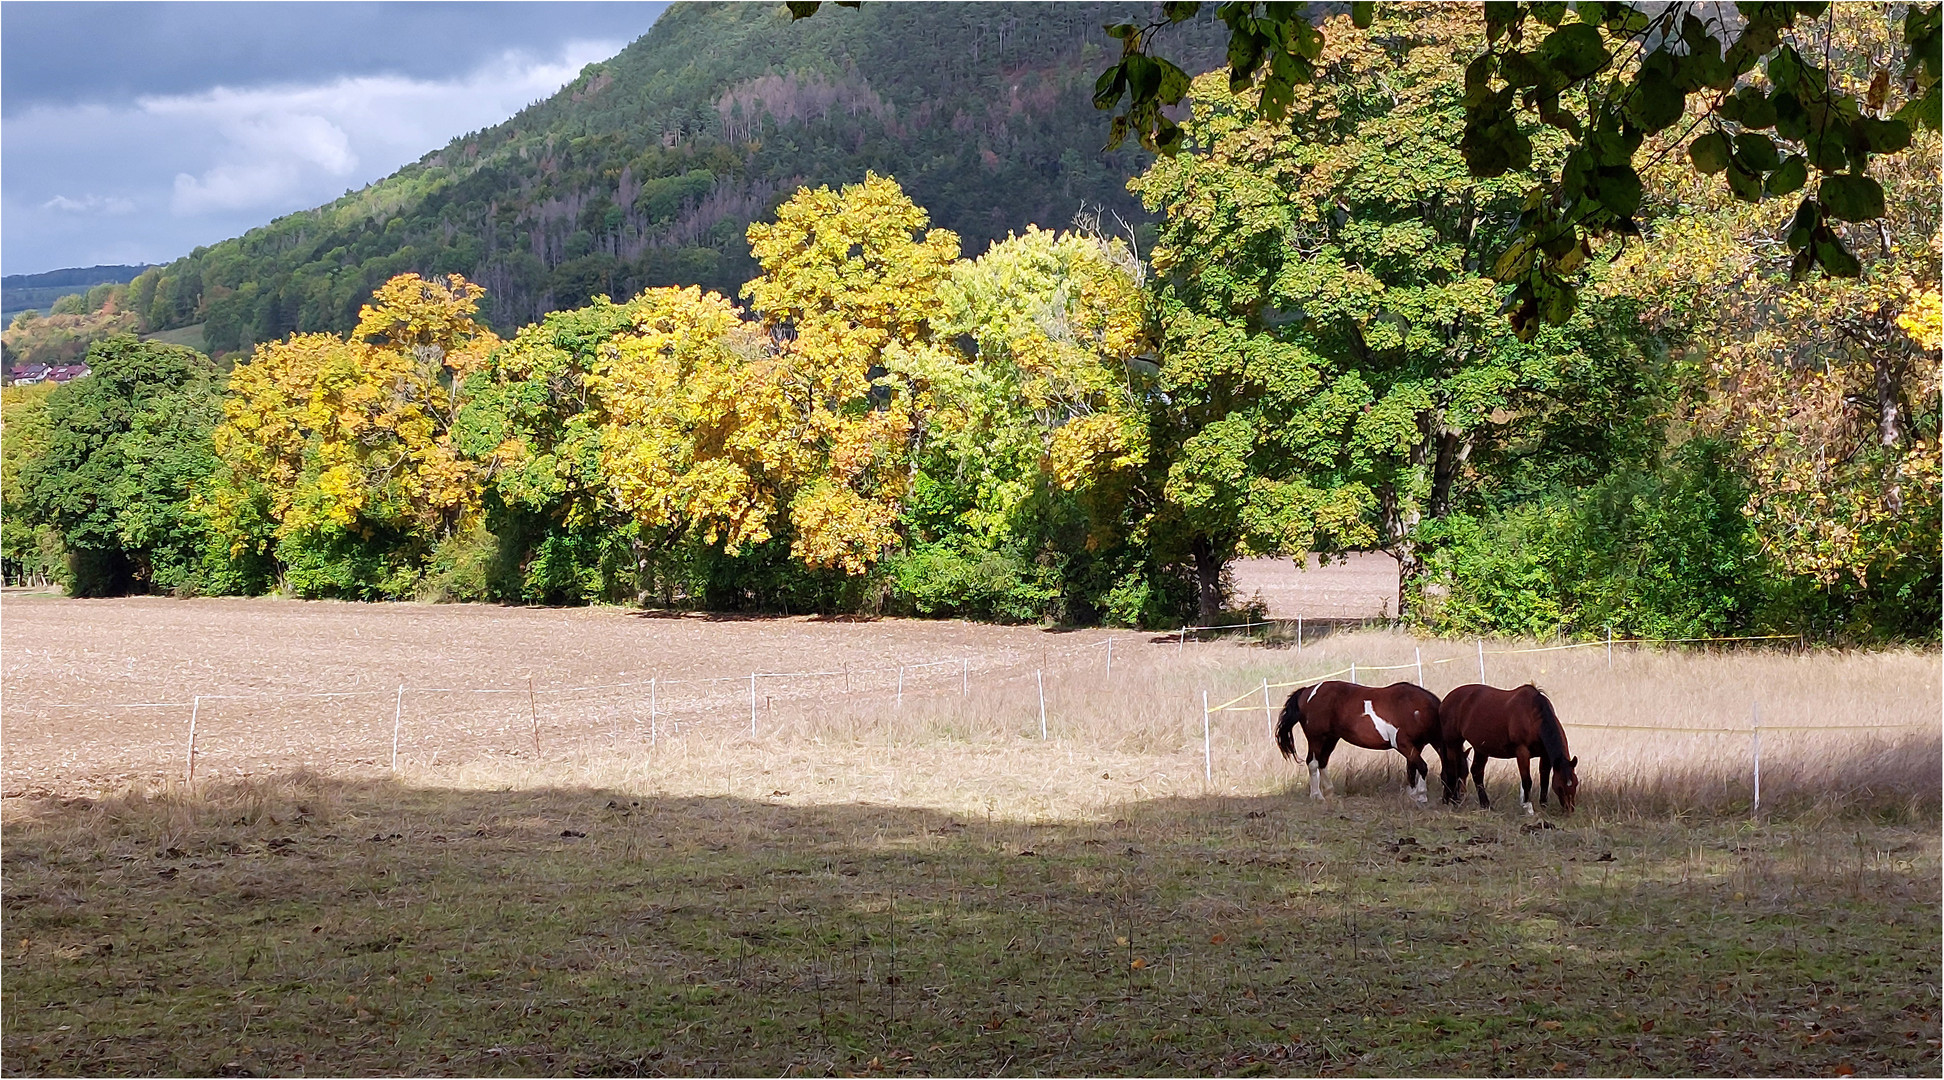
[3,773,1937,1076]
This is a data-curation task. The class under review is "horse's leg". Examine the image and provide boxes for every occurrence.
[1471,751,1490,809]
[1304,731,1329,800]
[1440,741,1467,805]
[1314,736,1341,797]
[1516,748,1535,815]
[1403,744,1430,806]
[1538,755,1552,806]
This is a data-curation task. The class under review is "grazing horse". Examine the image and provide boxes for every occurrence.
[1275,681,1454,805]
[1441,683,1579,814]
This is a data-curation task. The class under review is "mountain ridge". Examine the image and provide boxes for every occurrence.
[126,2,1229,355]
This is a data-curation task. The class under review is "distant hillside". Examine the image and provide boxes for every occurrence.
[127,2,1229,354]
[3,265,153,325]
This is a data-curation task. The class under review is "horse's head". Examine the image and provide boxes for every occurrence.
[1554,755,1580,813]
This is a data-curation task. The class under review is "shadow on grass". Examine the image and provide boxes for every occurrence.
[4,773,1937,1077]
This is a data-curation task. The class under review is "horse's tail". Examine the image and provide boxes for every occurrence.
[1275,687,1306,760]
[1531,685,1569,766]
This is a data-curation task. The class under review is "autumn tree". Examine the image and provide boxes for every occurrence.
[207,274,499,597]
[738,173,962,574]
[897,223,1157,621]
[585,286,784,573]
[1611,7,1943,636]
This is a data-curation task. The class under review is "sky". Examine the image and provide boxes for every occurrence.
[2,1,670,276]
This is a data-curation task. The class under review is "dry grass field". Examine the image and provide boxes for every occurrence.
[2,594,1938,1075]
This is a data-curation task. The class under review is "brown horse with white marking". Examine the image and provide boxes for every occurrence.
[1440,683,1579,814]
[1275,681,1458,805]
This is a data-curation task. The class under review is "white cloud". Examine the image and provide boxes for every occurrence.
[41,194,137,215]
[4,40,619,270]
[144,45,612,216]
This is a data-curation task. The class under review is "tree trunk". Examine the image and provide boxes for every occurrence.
[1429,429,1474,519]
[1190,536,1224,623]
[1877,347,1906,513]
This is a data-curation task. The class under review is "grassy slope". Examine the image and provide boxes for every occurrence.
[3,776,1936,1076]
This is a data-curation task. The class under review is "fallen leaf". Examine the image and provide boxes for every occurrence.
[1130,958,1146,969]
[1210,933,1226,944]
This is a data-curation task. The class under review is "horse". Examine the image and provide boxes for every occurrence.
[1440,683,1578,814]
[1275,680,1457,805]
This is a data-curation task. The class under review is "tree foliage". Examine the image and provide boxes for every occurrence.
[208,275,498,598]
[885,0,1940,337]
[1133,6,1662,619]
[11,337,222,596]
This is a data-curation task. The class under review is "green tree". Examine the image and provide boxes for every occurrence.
[13,337,223,596]
[789,1,1940,335]
[455,295,648,604]
[897,223,1157,622]
[1134,7,1660,619]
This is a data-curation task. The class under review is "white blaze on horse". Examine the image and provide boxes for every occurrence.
[1275,680,1461,805]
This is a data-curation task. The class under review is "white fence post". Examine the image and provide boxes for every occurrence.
[1105,638,1113,683]
[185,695,201,783]
[1415,647,1423,686]
[649,677,658,746]
[1201,690,1212,785]
[962,658,969,697]
[1261,678,1273,738]
[1752,703,1762,817]
[750,673,759,737]
[1349,661,1357,685]
[391,685,404,771]
[1477,640,1486,683]
[1178,626,1186,654]
[897,666,904,708]
[1037,670,1047,739]
[1297,616,1303,649]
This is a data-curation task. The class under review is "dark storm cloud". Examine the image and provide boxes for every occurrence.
[1,2,668,275]
[2,2,668,116]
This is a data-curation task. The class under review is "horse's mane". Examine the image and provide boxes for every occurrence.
[1275,686,1306,759]
[1530,686,1570,767]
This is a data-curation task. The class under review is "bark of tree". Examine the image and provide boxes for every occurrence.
[1875,343,1906,513]
[1190,535,1224,623]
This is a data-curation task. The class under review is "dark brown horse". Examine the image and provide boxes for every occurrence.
[1275,681,1458,805]
[1441,683,1579,814]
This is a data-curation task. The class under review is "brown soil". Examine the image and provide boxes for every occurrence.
[1228,551,1399,619]
[1,595,1138,795]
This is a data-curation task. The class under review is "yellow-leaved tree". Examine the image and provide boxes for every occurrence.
[587,286,784,555]
[739,173,962,574]
[207,273,499,596]
[933,224,1154,550]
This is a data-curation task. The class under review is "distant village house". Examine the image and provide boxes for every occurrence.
[6,362,90,385]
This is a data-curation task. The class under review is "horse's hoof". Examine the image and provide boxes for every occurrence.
[1522,803,1535,816]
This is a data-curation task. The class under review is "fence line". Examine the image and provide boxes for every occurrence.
[11,623,1920,790]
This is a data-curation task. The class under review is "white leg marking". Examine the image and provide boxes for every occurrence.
[1308,761,1323,799]
[1521,801,1535,816]
[1411,775,1428,805]
[1362,701,1400,749]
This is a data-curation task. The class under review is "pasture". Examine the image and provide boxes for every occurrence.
[2,595,1939,1075]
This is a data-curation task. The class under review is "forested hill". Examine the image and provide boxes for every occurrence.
[135,2,1228,354]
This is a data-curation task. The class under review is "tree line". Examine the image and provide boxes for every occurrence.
[4,9,1935,640]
